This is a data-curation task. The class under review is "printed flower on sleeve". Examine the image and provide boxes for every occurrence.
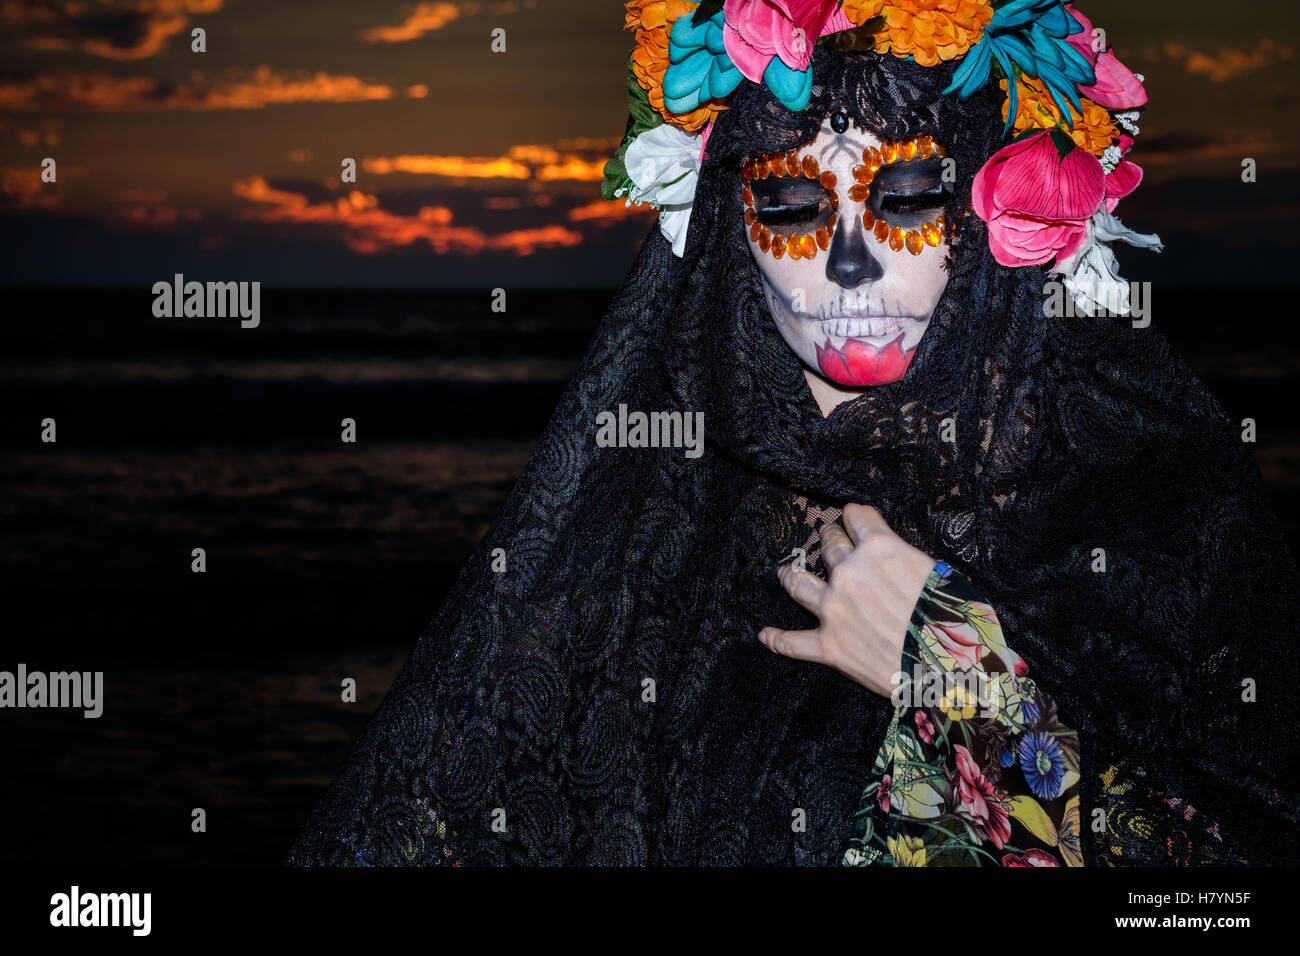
[842,560,1083,867]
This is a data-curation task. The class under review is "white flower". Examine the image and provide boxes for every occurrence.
[1100,143,1123,174]
[623,123,702,257]
[1050,208,1162,316]
[1114,109,1142,136]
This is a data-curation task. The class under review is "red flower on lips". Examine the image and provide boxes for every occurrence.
[972,130,1106,268]
[815,333,915,385]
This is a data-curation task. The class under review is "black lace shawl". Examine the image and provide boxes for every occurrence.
[288,50,1300,866]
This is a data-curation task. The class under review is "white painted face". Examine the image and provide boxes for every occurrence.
[745,115,952,386]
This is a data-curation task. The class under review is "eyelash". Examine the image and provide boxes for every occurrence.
[754,198,828,226]
[879,185,947,214]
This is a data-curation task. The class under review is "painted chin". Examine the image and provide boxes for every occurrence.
[815,332,916,385]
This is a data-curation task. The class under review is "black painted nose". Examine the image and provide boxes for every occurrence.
[825,216,884,288]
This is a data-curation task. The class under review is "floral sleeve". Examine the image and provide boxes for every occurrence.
[842,560,1083,867]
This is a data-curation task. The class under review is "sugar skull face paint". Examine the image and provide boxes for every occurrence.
[743,114,952,387]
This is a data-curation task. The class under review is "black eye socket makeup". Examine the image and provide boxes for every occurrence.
[740,135,950,260]
[870,158,949,219]
[750,178,834,231]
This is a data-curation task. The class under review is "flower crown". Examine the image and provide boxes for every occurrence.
[602,0,1160,316]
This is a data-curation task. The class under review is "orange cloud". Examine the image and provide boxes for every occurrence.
[1154,39,1295,83]
[0,66,393,113]
[3,0,223,61]
[82,14,188,61]
[363,142,610,183]
[567,199,656,225]
[364,155,532,179]
[2,164,59,209]
[359,1,522,44]
[360,2,461,43]
[231,175,582,256]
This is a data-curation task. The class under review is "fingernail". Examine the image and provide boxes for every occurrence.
[757,630,768,645]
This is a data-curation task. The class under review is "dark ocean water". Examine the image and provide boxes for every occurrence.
[2,285,1298,865]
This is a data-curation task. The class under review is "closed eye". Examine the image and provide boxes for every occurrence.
[878,184,947,214]
[755,197,828,226]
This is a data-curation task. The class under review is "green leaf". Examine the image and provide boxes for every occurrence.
[1048,128,1077,159]
[600,59,665,201]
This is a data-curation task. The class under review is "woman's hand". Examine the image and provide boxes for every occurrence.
[758,503,936,697]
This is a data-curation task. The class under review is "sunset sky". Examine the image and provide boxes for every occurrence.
[1,0,1296,286]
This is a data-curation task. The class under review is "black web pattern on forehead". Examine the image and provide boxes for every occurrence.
[704,48,1003,178]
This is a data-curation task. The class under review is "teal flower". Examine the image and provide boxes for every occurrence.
[663,11,744,116]
[944,0,1097,133]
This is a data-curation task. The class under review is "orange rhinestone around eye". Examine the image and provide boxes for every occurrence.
[741,135,948,262]
[742,143,836,261]
[850,136,947,256]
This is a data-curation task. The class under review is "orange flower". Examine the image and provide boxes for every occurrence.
[999,75,1118,157]
[626,1,724,131]
[841,0,993,67]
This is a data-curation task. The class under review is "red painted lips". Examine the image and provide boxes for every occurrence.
[815,332,916,385]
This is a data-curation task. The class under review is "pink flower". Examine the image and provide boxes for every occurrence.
[722,0,851,82]
[914,710,936,744]
[973,131,1106,268]
[1104,133,1142,213]
[926,618,985,670]
[878,773,893,813]
[1065,4,1147,110]
[1002,849,1061,866]
[954,745,1012,849]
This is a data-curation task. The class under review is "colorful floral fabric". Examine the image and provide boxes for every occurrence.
[842,560,1083,866]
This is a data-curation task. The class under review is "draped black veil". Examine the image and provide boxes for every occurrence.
[288,49,1300,866]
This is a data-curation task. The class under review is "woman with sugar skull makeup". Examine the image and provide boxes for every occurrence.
[289,1,1299,867]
